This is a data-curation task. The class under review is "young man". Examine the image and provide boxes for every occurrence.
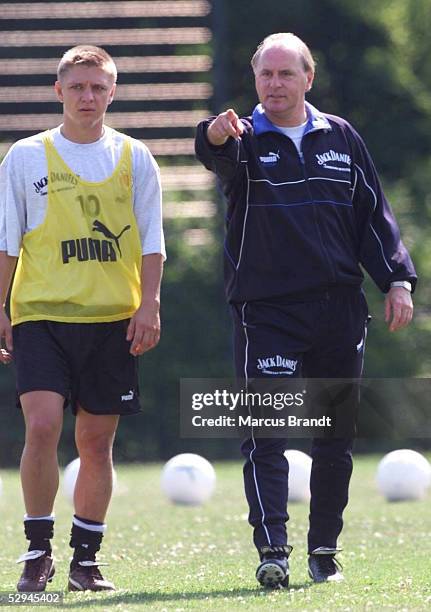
[195,33,416,588]
[0,45,165,592]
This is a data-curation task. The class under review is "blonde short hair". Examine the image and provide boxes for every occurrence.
[251,33,315,74]
[57,45,117,81]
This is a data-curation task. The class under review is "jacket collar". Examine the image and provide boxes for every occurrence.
[252,101,331,136]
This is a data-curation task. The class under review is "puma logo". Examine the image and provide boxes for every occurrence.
[92,220,131,258]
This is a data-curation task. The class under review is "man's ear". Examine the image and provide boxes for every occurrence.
[108,83,116,105]
[54,80,64,103]
[305,70,314,92]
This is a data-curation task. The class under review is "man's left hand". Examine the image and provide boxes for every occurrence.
[384,287,413,332]
[126,300,161,355]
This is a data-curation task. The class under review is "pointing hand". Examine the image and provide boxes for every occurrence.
[206,109,244,146]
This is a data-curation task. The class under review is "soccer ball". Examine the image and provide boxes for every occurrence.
[62,458,117,504]
[376,449,431,501]
[284,449,312,502]
[161,453,216,505]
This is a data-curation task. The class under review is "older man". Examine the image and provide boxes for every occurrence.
[195,33,416,588]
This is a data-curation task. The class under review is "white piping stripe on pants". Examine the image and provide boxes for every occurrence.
[241,302,272,546]
[359,318,369,377]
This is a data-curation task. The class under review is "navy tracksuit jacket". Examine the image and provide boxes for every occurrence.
[195,102,417,553]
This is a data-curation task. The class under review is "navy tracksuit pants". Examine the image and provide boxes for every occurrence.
[231,287,369,554]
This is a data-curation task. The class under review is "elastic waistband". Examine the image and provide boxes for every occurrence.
[234,285,363,305]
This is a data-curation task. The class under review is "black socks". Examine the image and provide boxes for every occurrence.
[69,514,106,568]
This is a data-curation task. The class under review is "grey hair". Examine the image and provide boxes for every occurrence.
[251,33,315,73]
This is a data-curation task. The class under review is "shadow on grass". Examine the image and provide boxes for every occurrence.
[60,582,313,608]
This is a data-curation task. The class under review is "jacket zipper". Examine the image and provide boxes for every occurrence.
[298,142,336,286]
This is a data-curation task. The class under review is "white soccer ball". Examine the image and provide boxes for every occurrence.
[62,458,117,504]
[284,449,312,503]
[376,449,431,501]
[161,453,216,505]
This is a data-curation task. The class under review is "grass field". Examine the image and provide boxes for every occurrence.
[0,456,430,611]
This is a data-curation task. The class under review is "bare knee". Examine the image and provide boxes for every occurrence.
[76,431,114,465]
[21,391,64,450]
[25,417,62,449]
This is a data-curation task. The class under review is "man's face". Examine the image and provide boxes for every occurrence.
[55,64,116,133]
[254,45,314,126]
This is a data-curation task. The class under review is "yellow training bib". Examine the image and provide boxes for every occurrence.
[11,132,142,324]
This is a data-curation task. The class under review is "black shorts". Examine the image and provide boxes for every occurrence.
[12,320,141,416]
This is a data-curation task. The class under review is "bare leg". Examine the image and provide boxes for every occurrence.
[74,407,119,521]
[20,391,64,516]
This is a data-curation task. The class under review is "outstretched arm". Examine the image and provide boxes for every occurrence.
[126,253,164,355]
[0,251,17,363]
[206,109,244,146]
[195,108,249,190]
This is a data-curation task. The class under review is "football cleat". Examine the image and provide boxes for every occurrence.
[68,560,116,592]
[256,544,293,589]
[308,547,344,583]
[16,550,55,592]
